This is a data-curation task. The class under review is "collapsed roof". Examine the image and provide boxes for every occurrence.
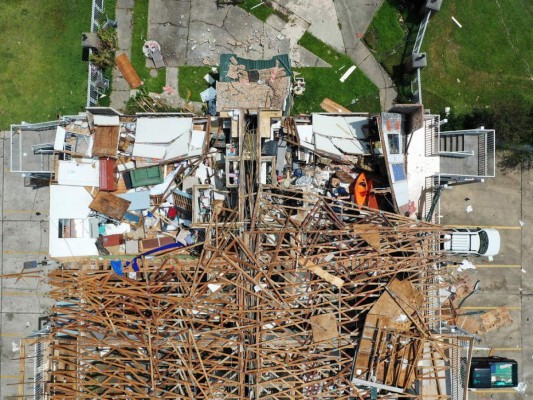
[42,188,472,399]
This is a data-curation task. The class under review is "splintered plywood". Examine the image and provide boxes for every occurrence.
[480,306,512,331]
[297,258,344,288]
[310,313,338,342]
[367,291,412,332]
[366,279,423,331]
[320,98,351,113]
[451,274,477,309]
[93,126,120,158]
[354,224,381,252]
[353,279,426,388]
[388,278,424,315]
[258,109,282,138]
[457,306,513,335]
[89,192,131,221]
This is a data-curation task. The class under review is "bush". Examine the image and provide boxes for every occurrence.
[441,101,533,170]
[89,28,118,70]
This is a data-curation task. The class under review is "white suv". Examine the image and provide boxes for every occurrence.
[443,228,501,257]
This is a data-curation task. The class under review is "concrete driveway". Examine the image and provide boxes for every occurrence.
[147,0,329,67]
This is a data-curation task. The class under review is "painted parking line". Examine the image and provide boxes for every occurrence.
[0,333,23,338]
[0,375,19,380]
[470,389,518,394]
[489,347,522,351]
[3,250,48,255]
[461,306,521,310]
[474,347,522,351]
[2,291,48,296]
[444,224,522,230]
[3,210,47,214]
[449,264,521,268]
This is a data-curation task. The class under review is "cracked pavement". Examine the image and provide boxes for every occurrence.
[148,0,329,68]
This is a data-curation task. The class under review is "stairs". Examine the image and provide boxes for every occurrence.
[440,134,464,152]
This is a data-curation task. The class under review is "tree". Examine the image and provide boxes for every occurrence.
[440,100,533,170]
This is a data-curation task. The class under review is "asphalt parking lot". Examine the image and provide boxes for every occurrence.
[440,155,532,399]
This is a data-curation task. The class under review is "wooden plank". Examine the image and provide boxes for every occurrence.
[320,98,351,113]
[92,125,120,158]
[298,258,344,288]
[310,313,338,342]
[115,53,142,89]
[89,192,131,220]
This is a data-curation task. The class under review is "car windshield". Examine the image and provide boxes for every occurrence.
[478,230,489,254]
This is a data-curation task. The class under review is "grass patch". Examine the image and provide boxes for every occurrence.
[363,1,426,102]
[294,32,380,114]
[238,0,275,22]
[293,68,380,114]
[0,0,93,128]
[131,0,166,94]
[178,66,212,103]
[421,0,533,113]
[365,1,405,62]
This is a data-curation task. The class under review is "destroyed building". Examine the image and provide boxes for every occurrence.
[7,96,498,399]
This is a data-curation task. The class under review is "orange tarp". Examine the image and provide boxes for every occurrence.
[115,53,142,89]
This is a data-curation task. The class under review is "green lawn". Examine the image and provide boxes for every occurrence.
[238,0,275,22]
[365,1,405,64]
[421,0,533,113]
[131,0,166,93]
[178,66,212,103]
[294,32,380,114]
[0,0,93,128]
[363,1,424,102]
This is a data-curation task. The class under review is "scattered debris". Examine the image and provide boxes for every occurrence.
[6,50,502,399]
[451,16,463,28]
[339,65,357,83]
[457,306,513,335]
[457,259,476,272]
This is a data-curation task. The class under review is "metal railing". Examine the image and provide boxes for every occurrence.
[87,0,106,107]
[10,121,61,174]
[424,114,440,156]
[411,68,423,104]
[441,332,474,400]
[34,340,47,399]
[476,130,496,177]
[411,11,432,103]
[438,128,496,178]
[413,10,432,54]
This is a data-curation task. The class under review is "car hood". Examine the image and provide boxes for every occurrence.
[483,228,501,256]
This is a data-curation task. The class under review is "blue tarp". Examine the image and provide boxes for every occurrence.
[111,260,124,276]
[125,241,186,272]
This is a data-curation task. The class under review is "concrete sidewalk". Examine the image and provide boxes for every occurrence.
[110,0,135,111]
[334,0,397,110]
[276,0,397,110]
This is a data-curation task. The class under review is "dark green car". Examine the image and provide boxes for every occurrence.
[469,357,518,388]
